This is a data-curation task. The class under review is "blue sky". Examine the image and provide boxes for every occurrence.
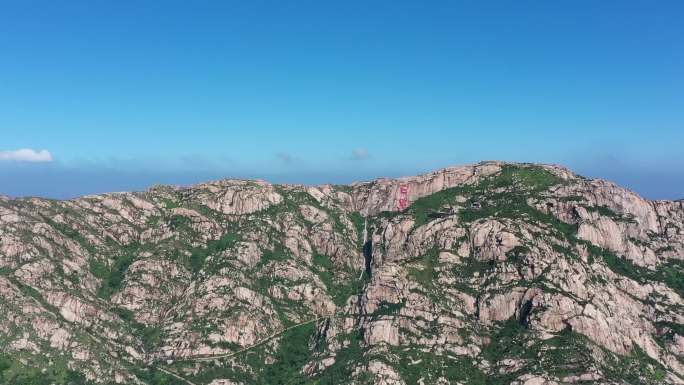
[1,0,683,199]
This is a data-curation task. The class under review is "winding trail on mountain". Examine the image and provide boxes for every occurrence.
[156,367,198,385]
[176,313,334,362]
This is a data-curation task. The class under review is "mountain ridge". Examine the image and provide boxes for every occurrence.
[2,161,672,205]
[0,161,682,385]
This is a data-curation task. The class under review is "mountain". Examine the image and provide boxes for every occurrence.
[0,161,682,385]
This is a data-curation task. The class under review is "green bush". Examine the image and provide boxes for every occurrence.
[310,253,366,307]
[595,245,684,298]
[96,252,136,300]
[407,165,573,239]
[188,232,239,274]
[0,354,90,385]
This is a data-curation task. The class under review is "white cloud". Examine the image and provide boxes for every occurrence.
[0,149,53,162]
[350,148,370,160]
[275,152,296,164]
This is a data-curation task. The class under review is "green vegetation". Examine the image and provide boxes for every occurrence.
[449,256,497,296]
[66,271,80,285]
[93,244,139,300]
[161,198,180,209]
[44,217,95,253]
[312,253,334,270]
[330,274,367,308]
[459,194,577,240]
[583,205,637,223]
[392,348,487,385]
[132,366,188,385]
[146,215,160,226]
[602,346,668,385]
[654,320,684,356]
[112,306,164,352]
[478,320,597,383]
[533,326,595,378]
[656,259,684,298]
[188,321,319,385]
[372,299,405,318]
[408,186,465,227]
[167,214,191,231]
[454,257,495,279]
[7,276,62,316]
[507,245,532,266]
[257,242,290,267]
[0,354,90,385]
[480,318,532,365]
[188,232,240,274]
[311,332,372,385]
[311,253,366,307]
[348,211,366,246]
[264,189,323,216]
[311,254,335,292]
[485,164,566,191]
[261,322,316,384]
[476,316,669,385]
[407,165,574,238]
[586,205,620,218]
[177,314,674,385]
[407,248,440,291]
[655,321,684,343]
[594,244,684,298]
[140,326,163,351]
[112,306,136,323]
[89,259,108,279]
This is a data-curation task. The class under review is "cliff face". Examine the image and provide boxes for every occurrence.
[0,161,682,385]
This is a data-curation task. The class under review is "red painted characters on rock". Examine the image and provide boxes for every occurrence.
[398,185,409,210]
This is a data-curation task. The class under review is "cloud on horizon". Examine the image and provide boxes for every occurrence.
[0,149,53,162]
[275,152,298,164]
[350,148,370,161]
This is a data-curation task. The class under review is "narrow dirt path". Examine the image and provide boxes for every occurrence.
[180,314,333,362]
[157,366,198,385]
[173,310,422,364]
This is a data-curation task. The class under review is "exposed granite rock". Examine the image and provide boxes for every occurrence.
[0,161,682,385]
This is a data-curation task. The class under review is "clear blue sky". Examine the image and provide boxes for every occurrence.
[1,0,683,199]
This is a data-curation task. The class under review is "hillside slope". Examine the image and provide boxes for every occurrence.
[0,161,682,385]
